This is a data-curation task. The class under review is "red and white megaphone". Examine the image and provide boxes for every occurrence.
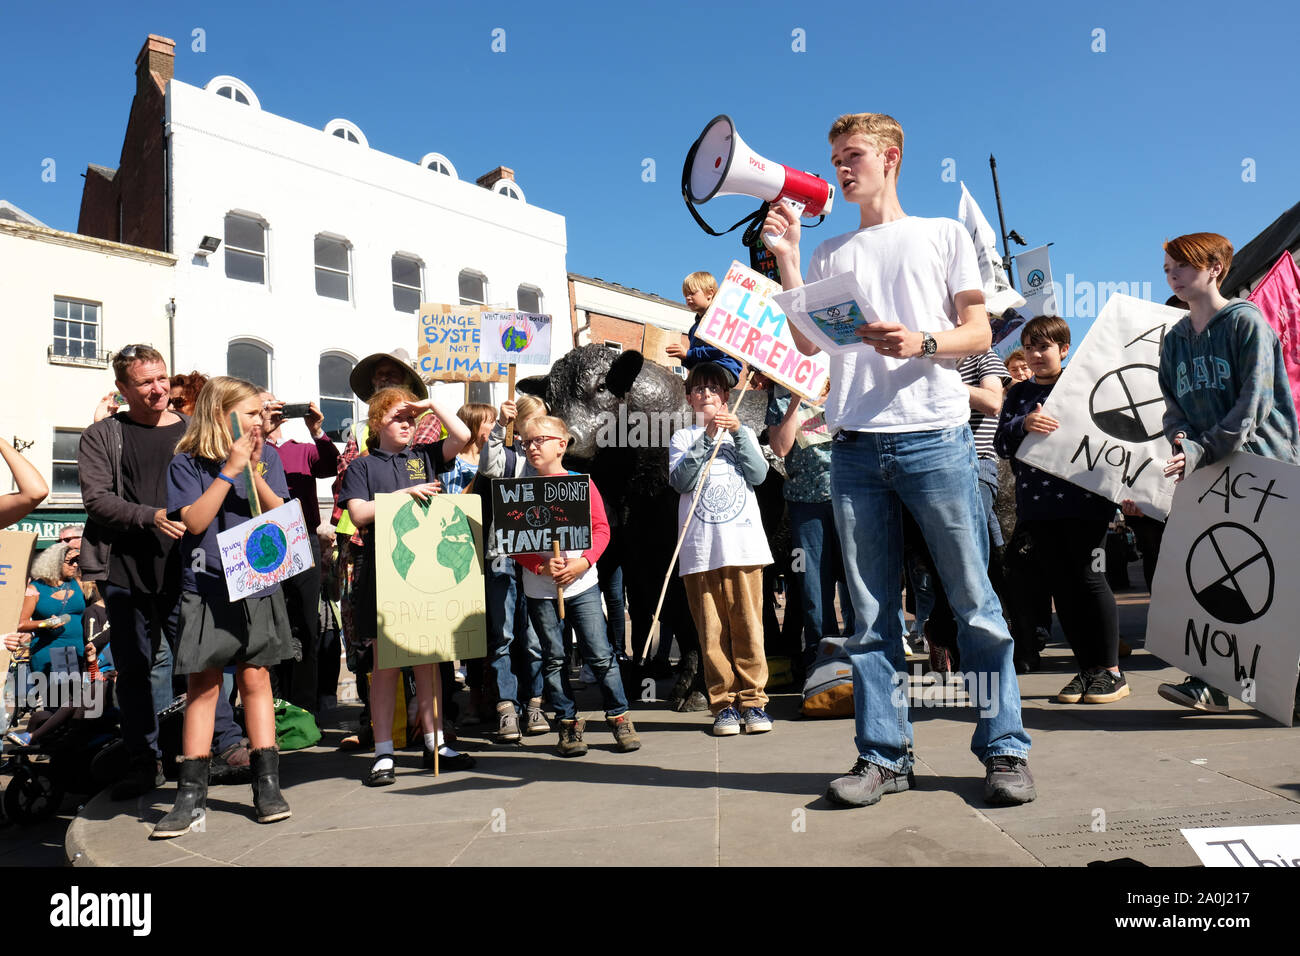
[682,114,834,243]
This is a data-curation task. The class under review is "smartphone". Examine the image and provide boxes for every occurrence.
[279,403,312,419]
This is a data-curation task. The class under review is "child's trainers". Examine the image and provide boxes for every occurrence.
[741,707,773,734]
[1056,673,1087,704]
[1082,669,1130,704]
[1158,676,1229,712]
[557,718,588,757]
[525,697,550,735]
[712,707,741,736]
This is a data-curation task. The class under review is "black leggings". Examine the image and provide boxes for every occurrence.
[1008,518,1119,671]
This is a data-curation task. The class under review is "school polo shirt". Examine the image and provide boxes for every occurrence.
[337,441,449,550]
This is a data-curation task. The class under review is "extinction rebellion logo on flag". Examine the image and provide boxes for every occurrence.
[1026,269,1046,289]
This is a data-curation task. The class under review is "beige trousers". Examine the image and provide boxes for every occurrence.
[683,565,769,714]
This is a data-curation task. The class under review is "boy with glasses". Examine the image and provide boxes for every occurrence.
[669,363,774,736]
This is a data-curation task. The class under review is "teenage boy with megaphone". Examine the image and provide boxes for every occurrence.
[763,113,1035,809]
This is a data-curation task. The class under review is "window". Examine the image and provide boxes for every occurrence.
[605,341,623,353]
[494,180,526,203]
[217,86,250,105]
[517,285,542,314]
[319,353,356,443]
[52,429,82,496]
[228,340,272,390]
[468,382,494,405]
[204,75,260,109]
[458,270,487,306]
[420,152,458,179]
[52,298,100,359]
[224,213,266,284]
[323,119,367,147]
[392,254,423,313]
[315,235,351,302]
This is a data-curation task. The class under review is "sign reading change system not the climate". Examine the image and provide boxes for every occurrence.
[490,475,593,555]
[1147,451,1300,725]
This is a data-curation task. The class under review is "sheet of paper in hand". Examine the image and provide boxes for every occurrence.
[1147,451,1300,725]
[1015,293,1184,519]
[374,492,487,669]
[217,499,314,602]
[772,271,880,357]
[480,311,553,367]
[695,261,830,399]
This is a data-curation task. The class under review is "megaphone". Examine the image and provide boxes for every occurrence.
[682,114,834,244]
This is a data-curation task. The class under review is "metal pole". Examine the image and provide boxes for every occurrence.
[989,155,1016,289]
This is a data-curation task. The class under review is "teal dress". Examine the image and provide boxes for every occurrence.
[28,580,86,674]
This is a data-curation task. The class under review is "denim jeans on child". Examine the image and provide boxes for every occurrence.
[486,565,542,710]
[830,426,1030,772]
[788,499,856,665]
[528,587,628,721]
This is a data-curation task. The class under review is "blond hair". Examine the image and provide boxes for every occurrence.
[175,376,263,461]
[682,271,718,298]
[515,394,548,430]
[524,415,570,441]
[828,113,904,179]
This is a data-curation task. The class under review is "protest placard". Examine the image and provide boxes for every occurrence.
[216,499,314,602]
[0,529,37,677]
[697,260,831,400]
[641,324,683,368]
[490,474,593,555]
[374,492,487,669]
[479,311,553,367]
[1016,294,1184,519]
[1181,824,1300,867]
[417,303,510,383]
[1147,451,1300,725]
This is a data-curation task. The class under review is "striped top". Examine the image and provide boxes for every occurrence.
[959,350,1011,459]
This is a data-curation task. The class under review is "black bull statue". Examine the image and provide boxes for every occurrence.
[517,345,788,711]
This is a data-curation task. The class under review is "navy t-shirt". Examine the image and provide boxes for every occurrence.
[338,441,449,551]
[167,445,290,596]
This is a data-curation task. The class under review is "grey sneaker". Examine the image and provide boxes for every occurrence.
[826,758,914,807]
[557,718,587,757]
[984,755,1036,805]
[496,704,521,742]
[525,697,550,735]
[1158,676,1229,712]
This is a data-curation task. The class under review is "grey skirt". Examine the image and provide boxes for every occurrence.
[175,589,293,675]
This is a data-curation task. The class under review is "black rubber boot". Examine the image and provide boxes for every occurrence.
[250,747,291,824]
[151,755,210,839]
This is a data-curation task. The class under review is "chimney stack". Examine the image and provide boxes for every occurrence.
[476,166,515,190]
[135,34,176,96]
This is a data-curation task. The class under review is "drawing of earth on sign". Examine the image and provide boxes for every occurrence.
[1088,364,1165,442]
[1185,522,1274,624]
[500,322,532,354]
[389,500,476,594]
[245,523,288,574]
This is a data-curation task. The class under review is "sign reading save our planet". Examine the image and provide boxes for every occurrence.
[216,499,314,601]
[374,491,487,669]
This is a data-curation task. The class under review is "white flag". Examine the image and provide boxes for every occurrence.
[1014,244,1057,318]
[958,181,1025,315]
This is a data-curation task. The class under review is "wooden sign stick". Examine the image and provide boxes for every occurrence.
[504,364,518,446]
[553,539,565,619]
[431,670,440,777]
[642,372,752,661]
[230,412,262,517]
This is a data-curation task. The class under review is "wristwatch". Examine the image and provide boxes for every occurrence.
[920,332,938,357]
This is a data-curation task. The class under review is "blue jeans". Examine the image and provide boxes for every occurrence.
[977,456,1004,548]
[788,499,856,663]
[486,565,542,709]
[830,427,1030,771]
[528,587,628,720]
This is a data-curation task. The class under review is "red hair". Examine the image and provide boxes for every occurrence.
[1163,233,1234,288]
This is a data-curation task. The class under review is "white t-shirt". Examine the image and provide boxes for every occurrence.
[668,426,774,576]
[805,216,983,433]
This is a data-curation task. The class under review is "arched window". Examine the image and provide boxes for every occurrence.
[228,339,272,390]
[315,234,352,302]
[392,254,423,313]
[517,285,542,314]
[224,212,267,284]
[494,180,525,203]
[204,75,260,109]
[419,152,458,179]
[319,353,356,443]
[323,119,367,147]
[458,270,488,306]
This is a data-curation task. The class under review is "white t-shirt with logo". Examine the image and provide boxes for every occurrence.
[668,426,774,576]
[805,216,983,433]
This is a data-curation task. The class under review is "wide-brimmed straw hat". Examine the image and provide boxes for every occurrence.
[349,348,429,402]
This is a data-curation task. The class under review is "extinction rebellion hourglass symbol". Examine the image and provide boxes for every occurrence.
[1185,522,1274,624]
[1088,364,1166,443]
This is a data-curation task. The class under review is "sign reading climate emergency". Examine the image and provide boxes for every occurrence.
[696,260,830,400]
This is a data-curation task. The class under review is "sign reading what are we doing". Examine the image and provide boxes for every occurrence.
[1147,451,1300,725]
[1016,294,1185,519]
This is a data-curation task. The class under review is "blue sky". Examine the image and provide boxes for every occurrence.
[4,0,1297,343]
